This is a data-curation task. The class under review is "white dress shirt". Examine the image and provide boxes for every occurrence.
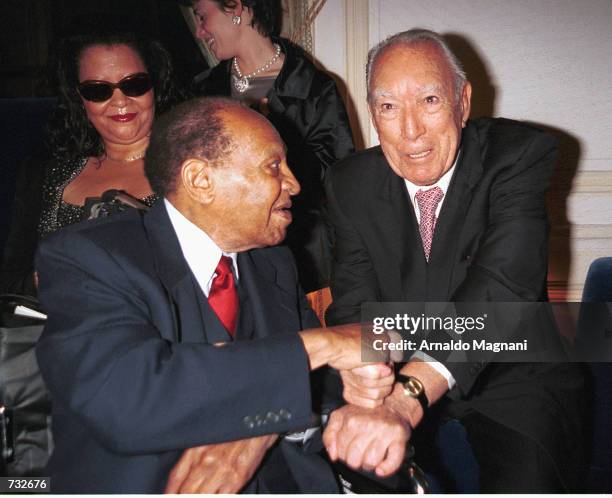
[404,156,457,220]
[403,156,460,390]
[164,199,238,297]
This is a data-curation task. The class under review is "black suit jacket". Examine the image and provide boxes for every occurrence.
[35,201,338,493]
[325,118,585,485]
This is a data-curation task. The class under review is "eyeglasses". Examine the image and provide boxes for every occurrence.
[77,73,153,102]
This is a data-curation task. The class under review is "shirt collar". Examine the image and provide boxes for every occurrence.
[404,150,461,201]
[164,198,238,296]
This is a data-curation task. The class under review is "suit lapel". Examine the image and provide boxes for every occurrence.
[142,201,210,343]
[427,123,484,299]
[369,157,427,299]
[238,251,300,339]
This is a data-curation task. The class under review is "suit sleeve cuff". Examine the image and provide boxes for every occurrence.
[411,351,457,390]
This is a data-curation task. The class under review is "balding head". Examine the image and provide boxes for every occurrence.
[145,97,244,198]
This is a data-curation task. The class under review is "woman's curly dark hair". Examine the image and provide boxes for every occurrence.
[47,19,185,162]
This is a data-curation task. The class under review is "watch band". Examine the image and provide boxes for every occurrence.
[396,374,429,413]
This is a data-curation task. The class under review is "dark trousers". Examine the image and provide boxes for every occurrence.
[414,410,565,493]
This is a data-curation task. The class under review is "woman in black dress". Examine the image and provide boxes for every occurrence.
[1,24,183,295]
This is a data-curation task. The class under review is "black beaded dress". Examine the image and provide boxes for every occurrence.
[1,156,157,295]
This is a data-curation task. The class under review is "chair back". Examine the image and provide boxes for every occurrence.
[578,257,612,492]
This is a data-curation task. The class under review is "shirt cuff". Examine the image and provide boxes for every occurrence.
[411,351,456,390]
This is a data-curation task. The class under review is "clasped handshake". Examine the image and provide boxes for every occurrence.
[165,324,410,494]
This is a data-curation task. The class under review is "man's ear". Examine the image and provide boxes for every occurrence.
[460,81,472,127]
[180,158,215,204]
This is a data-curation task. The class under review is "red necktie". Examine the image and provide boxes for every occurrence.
[415,186,444,262]
[208,256,238,336]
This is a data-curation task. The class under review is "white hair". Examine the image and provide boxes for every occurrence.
[366,29,467,103]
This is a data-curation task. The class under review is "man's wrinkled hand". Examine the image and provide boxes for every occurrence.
[326,323,394,370]
[299,323,401,372]
[323,404,411,477]
[340,364,395,408]
[164,434,277,494]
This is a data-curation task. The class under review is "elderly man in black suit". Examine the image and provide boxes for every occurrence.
[34,97,400,494]
[323,29,585,492]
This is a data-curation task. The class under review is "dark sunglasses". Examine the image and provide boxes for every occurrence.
[77,73,153,102]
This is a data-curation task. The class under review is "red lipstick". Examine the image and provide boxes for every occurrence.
[110,113,137,122]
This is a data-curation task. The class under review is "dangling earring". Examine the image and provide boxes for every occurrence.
[232,14,241,25]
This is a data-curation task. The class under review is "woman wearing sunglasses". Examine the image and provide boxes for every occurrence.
[183,0,355,293]
[0,23,183,295]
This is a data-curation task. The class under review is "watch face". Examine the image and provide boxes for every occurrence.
[405,377,423,396]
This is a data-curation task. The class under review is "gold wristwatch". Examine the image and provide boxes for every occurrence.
[396,374,428,412]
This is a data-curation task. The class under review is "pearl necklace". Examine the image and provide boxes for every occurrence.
[232,43,281,93]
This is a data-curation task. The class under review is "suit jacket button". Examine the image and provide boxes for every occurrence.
[243,416,255,429]
[255,415,264,426]
[266,411,280,423]
[279,409,292,420]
